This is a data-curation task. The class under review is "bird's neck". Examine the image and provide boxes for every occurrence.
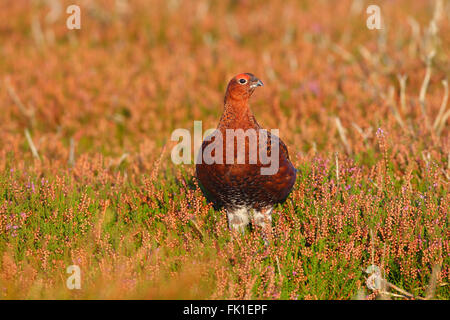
[218,97,259,130]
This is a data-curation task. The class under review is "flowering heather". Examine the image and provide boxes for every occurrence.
[0,0,448,299]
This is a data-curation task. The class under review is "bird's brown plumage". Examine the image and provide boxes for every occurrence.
[196,73,296,232]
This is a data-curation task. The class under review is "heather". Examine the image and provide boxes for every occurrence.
[0,0,448,299]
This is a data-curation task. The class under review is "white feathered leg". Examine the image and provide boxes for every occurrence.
[227,207,250,233]
[251,207,273,245]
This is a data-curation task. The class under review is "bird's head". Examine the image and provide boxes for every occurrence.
[224,73,263,102]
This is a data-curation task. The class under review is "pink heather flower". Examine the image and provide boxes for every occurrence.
[308,81,320,95]
[376,127,385,136]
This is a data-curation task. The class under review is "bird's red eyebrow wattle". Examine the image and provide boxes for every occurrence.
[235,73,250,81]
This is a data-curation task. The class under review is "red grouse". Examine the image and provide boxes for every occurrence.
[196,73,296,234]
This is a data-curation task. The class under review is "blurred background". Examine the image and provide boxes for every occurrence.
[0,0,448,168]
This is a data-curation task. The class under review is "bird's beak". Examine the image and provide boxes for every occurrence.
[250,79,264,89]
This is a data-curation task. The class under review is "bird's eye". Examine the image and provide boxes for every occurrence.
[239,78,247,84]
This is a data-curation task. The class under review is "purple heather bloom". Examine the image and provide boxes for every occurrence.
[308,81,320,95]
[376,127,384,136]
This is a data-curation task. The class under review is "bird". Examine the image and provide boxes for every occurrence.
[196,73,297,236]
